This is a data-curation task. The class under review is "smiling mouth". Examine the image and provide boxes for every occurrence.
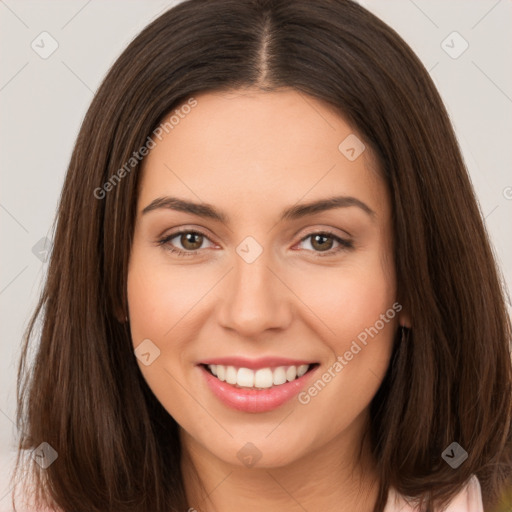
[201,363,319,390]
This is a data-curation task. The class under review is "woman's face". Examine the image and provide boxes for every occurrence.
[127,88,406,469]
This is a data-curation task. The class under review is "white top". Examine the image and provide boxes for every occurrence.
[384,475,483,511]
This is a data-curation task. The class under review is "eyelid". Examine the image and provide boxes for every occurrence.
[296,225,353,241]
[156,228,217,253]
[157,226,354,257]
[156,224,217,241]
[293,228,353,256]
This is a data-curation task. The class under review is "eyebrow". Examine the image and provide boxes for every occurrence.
[141,195,376,223]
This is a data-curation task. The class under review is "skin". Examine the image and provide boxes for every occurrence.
[127,87,410,512]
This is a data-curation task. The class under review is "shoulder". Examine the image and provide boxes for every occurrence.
[384,475,483,512]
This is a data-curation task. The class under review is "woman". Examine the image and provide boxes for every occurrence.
[13,1,512,511]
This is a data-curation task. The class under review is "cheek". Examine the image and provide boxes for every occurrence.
[127,251,213,344]
[292,251,396,344]
[292,250,397,391]
[292,252,397,430]
[126,250,220,412]
[126,253,201,425]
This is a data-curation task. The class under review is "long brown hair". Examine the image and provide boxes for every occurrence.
[13,0,512,510]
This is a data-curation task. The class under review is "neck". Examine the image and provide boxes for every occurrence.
[180,416,380,512]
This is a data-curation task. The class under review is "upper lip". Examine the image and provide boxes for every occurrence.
[199,357,316,370]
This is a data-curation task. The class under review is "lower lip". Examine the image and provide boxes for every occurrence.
[199,364,318,413]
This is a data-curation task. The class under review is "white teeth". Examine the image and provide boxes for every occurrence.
[225,366,237,385]
[254,368,273,388]
[297,364,308,377]
[286,366,297,382]
[206,364,311,389]
[237,367,254,387]
[272,367,287,385]
[216,365,226,381]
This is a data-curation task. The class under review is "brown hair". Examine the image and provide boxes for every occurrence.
[13,0,512,511]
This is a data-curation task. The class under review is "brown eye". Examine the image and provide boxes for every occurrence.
[310,233,334,252]
[180,232,204,250]
[157,230,214,256]
[297,231,353,257]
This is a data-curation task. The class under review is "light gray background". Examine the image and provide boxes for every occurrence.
[1,0,511,508]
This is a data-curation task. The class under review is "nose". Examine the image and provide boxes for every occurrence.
[216,249,293,337]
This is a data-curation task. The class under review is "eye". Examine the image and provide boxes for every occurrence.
[157,229,353,258]
[296,231,353,257]
[157,230,214,256]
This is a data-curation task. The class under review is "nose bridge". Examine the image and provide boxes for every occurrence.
[217,239,291,335]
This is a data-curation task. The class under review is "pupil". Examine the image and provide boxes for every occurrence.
[313,234,332,251]
[183,233,202,250]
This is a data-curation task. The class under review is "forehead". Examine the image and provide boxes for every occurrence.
[137,88,388,220]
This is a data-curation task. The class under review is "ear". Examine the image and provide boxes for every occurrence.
[398,309,411,329]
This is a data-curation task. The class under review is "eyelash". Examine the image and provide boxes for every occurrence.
[156,229,354,258]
